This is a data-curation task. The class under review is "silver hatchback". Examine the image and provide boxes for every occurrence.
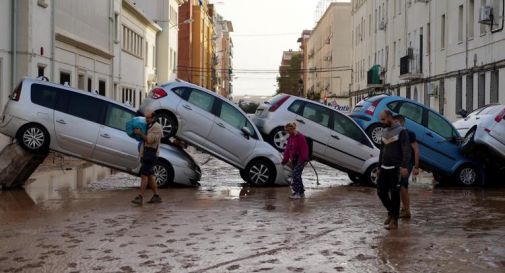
[252,94,380,185]
[138,80,290,186]
[0,78,201,187]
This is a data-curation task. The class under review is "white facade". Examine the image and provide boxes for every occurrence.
[307,2,352,108]
[135,0,186,85]
[350,0,505,121]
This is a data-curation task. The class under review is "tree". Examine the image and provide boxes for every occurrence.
[239,102,259,114]
[276,53,302,96]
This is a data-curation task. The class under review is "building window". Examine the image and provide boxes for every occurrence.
[153,46,156,70]
[60,71,71,86]
[398,0,402,15]
[78,74,85,90]
[469,0,475,39]
[122,87,136,108]
[456,76,463,113]
[406,85,411,99]
[37,65,45,77]
[427,23,431,55]
[122,25,144,58]
[99,80,106,96]
[441,14,446,49]
[478,73,486,107]
[145,42,148,67]
[466,74,474,111]
[481,0,487,35]
[490,70,499,103]
[114,13,119,43]
[458,5,464,42]
[87,77,92,92]
[439,80,445,115]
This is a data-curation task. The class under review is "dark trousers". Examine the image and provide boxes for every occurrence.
[291,161,305,194]
[377,167,401,219]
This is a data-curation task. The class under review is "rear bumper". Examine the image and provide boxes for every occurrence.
[252,116,273,134]
[0,115,26,138]
[173,164,202,186]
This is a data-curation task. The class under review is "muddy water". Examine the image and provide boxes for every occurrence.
[1,152,505,273]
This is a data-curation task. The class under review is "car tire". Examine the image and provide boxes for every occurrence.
[362,164,380,186]
[433,172,448,184]
[452,164,481,187]
[461,127,477,156]
[366,124,384,148]
[152,160,174,188]
[16,123,50,154]
[347,172,361,184]
[244,159,276,186]
[156,112,177,141]
[268,127,289,152]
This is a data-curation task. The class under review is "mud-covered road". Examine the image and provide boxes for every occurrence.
[1,150,505,273]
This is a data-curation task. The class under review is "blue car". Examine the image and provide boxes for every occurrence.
[350,95,484,186]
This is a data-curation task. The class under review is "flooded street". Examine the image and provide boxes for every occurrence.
[1,150,505,273]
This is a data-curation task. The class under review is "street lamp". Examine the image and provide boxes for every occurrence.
[153,18,194,29]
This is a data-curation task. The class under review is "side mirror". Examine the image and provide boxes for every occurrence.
[458,109,468,118]
[241,127,252,138]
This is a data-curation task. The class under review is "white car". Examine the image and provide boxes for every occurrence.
[252,94,380,185]
[138,80,291,186]
[0,78,201,187]
[454,104,505,160]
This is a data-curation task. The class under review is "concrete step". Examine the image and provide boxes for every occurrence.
[0,143,47,189]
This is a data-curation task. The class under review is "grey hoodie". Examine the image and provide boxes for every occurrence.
[379,122,411,168]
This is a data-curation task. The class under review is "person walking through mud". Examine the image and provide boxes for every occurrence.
[281,122,309,199]
[394,115,420,219]
[377,110,411,230]
[132,111,163,205]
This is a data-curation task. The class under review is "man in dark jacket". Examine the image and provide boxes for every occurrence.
[377,110,411,230]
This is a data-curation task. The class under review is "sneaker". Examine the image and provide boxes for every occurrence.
[289,193,302,199]
[131,195,143,205]
[384,215,393,225]
[385,218,398,230]
[147,195,162,204]
[399,208,411,219]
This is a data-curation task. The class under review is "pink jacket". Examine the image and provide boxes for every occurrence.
[282,132,309,164]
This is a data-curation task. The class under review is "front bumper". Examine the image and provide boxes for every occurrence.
[273,163,292,186]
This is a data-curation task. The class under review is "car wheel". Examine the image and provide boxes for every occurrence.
[366,124,384,147]
[153,160,174,188]
[362,164,379,186]
[268,127,289,152]
[16,124,50,154]
[244,159,276,186]
[461,127,477,156]
[453,164,481,186]
[157,112,177,141]
[433,172,448,184]
[347,172,361,184]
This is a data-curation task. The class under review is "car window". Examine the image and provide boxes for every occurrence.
[398,102,423,124]
[31,84,59,109]
[288,100,303,114]
[66,93,104,123]
[267,94,288,105]
[301,102,330,127]
[333,112,368,144]
[386,101,399,111]
[172,87,190,99]
[479,105,502,115]
[187,89,215,112]
[105,104,135,131]
[218,101,247,129]
[427,111,454,139]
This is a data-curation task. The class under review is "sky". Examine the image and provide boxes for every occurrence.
[210,0,350,97]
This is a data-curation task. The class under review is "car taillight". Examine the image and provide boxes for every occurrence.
[269,96,289,112]
[495,108,505,123]
[365,99,383,115]
[10,83,22,101]
[150,88,167,99]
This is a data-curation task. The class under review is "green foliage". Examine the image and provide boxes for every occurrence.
[239,102,260,114]
[276,53,302,96]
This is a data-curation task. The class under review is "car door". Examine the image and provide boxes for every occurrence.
[176,88,215,147]
[93,103,139,171]
[29,84,58,137]
[294,101,331,159]
[422,110,460,170]
[392,101,426,162]
[54,91,105,158]
[326,111,376,172]
[206,99,257,167]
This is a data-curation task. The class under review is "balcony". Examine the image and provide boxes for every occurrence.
[399,54,423,80]
[367,64,383,87]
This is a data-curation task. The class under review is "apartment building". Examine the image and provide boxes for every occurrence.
[307,2,352,107]
[350,0,505,121]
[297,30,312,97]
[214,13,234,98]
